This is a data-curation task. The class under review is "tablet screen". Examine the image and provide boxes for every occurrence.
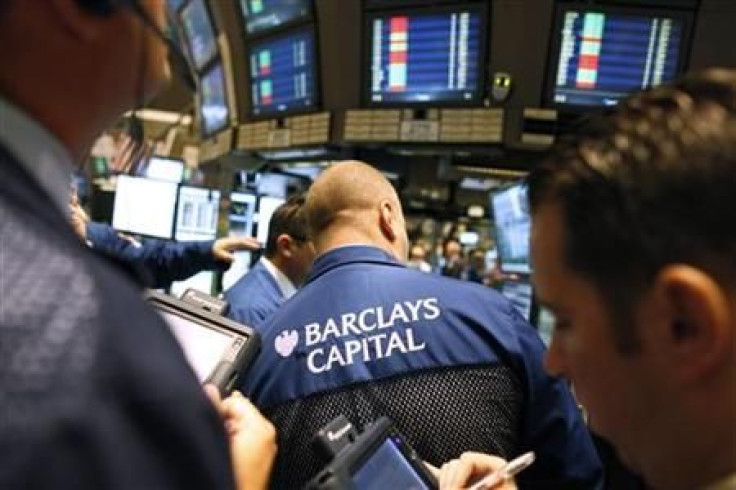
[351,437,431,490]
[159,310,235,381]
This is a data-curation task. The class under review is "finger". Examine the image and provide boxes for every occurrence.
[424,461,440,478]
[203,384,223,416]
[450,453,508,490]
[439,460,459,489]
[217,250,236,263]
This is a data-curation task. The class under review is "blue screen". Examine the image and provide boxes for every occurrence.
[200,63,229,136]
[368,9,483,104]
[249,29,316,116]
[181,0,218,71]
[551,9,686,107]
[240,0,311,34]
[351,437,430,490]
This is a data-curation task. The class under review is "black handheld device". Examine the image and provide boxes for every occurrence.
[145,290,260,395]
[306,417,437,490]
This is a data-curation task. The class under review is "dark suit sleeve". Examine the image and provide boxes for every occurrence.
[87,222,228,289]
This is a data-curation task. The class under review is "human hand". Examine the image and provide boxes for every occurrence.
[437,452,517,490]
[211,236,262,263]
[68,192,90,240]
[205,386,277,490]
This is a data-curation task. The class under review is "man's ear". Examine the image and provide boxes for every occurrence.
[276,234,294,258]
[49,0,106,41]
[655,265,734,383]
[378,200,397,242]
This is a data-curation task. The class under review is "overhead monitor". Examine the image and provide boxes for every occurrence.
[365,5,486,105]
[491,183,531,275]
[239,0,312,35]
[200,63,230,137]
[545,4,692,109]
[174,186,221,242]
[143,156,185,183]
[248,27,318,117]
[223,192,258,291]
[181,0,218,71]
[256,195,285,245]
[112,175,178,239]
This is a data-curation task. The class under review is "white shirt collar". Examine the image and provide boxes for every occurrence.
[260,257,297,299]
[0,97,75,215]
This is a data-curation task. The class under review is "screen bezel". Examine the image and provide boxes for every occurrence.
[361,2,489,108]
[238,0,315,38]
[198,61,231,138]
[541,2,694,113]
[246,24,321,119]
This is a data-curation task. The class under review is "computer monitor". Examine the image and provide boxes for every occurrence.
[174,186,221,242]
[544,3,692,109]
[239,0,312,35]
[364,4,487,105]
[500,280,536,323]
[248,26,318,117]
[199,62,230,137]
[491,183,531,275]
[255,195,285,245]
[223,192,258,291]
[112,175,178,239]
[180,0,218,71]
[143,156,185,183]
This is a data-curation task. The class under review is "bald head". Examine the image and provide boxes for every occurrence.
[306,161,408,260]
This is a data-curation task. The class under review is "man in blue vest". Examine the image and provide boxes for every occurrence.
[243,161,602,489]
[225,194,315,330]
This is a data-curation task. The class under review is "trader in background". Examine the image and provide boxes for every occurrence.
[242,161,602,489]
[69,193,262,289]
[225,194,315,329]
[0,1,274,489]
[439,70,736,490]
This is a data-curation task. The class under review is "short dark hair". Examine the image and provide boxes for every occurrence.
[264,194,308,258]
[528,69,736,353]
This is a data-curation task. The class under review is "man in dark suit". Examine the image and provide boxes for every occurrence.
[0,1,274,489]
[225,194,315,330]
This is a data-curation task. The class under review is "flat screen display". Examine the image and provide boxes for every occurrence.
[351,437,431,490]
[547,5,690,108]
[223,192,258,291]
[112,175,178,239]
[181,0,218,71]
[175,186,221,242]
[159,310,235,381]
[491,183,531,275]
[249,27,317,116]
[366,6,485,104]
[240,0,311,34]
[144,156,185,183]
[200,63,230,137]
[256,196,285,245]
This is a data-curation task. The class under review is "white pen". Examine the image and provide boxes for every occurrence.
[467,451,536,490]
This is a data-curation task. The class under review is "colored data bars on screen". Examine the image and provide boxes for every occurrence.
[576,13,604,89]
[389,17,408,92]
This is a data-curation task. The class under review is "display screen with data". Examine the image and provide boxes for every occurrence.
[240,0,311,35]
[548,6,690,108]
[144,156,184,183]
[491,184,531,275]
[175,186,221,242]
[200,63,230,137]
[366,6,484,104]
[500,280,535,322]
[223,192,258,291]
[249,28,317,116]
[256,196,286,245]
[112,175,178,239]
[181,0,218,71]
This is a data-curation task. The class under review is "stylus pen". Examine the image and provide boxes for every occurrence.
[467,451,536,490]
